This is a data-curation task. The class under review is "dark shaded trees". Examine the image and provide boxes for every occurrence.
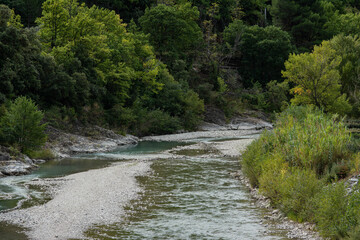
[223,20,295,87]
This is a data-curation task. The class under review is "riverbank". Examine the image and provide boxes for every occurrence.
[0,161,151,240]
[0,125,138,177]
[168,139,322,240]
[0,117,324,240]
[0,114,271,177]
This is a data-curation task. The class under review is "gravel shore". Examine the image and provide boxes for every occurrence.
[0,161,151,240]
[142,129,260,142]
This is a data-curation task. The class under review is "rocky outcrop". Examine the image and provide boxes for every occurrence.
[0,151,10,161]
[199,116,273,131]
[346,174,360,193]
[0,125,139,177]
[200,107,273,131]
[45,125,138,158]
[0,146,39,177]
[0,161,37,176]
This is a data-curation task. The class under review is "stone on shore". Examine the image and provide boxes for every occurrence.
[0,161,36,176]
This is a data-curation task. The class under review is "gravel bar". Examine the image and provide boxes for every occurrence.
[0,161,151,240]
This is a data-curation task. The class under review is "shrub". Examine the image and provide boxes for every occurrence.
[0,96,47,152]
[27,148,55,160]
[241,130,275,187]
[274,106,351,176]
[277,168,324,221]
[241,105,359,237]
[143,110,182,136]
[312,182,360,239]
[258,153,288,204]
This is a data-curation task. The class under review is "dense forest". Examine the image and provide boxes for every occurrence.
[1,1,360,239]
[1,0,360,139]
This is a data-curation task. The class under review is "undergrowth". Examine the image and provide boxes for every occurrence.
[241,106,360,239]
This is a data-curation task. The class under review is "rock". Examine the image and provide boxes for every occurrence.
[0,152,10,161]
[46,124,139,158]
[33,159,46,164]
[24,156,33,165]
[0,161,35,176]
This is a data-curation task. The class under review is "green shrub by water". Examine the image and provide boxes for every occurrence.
[241,105,360,239]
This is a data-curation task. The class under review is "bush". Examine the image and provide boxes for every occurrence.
[142,110,181,136]
[274,106,351,176]
[258,153,288,204]
[241,130,275,187]
[241,105,359,238]
[0,96,47,152]
[313,182,360,239]
[27,148,55,160]
[277,168,323,221]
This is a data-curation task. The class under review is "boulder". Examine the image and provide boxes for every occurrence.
[0,151,10,161]
[0,161,35,176]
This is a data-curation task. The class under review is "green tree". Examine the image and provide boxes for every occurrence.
[37,0,163,110]
[326,12,360,37]
[271,0,330,51]
[0,0,44,27]
[139,3,202,69]
[36,0,78,48]
[328,35,360,116]
[0,96,47,152]
[283,41,352,115]
[81,0,155,23]
[223,21,295,87]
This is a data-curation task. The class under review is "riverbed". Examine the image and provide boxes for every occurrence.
[0,134,299,240]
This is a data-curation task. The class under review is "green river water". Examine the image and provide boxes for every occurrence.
[0,140,292,240]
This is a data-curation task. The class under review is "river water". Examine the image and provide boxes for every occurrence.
[0,140,291,240]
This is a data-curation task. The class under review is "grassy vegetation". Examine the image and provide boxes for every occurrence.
[241,106,360,239]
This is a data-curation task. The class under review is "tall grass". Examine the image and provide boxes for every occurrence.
[241,105,360,239]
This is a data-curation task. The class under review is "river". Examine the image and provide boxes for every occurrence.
[0,139,293,240]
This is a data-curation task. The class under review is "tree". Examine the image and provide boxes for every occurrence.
[0,5,46,103]
[326,12,360,37]
[0,0,44,27]
[139,3,202,69]
[223,21,295,87]
[328,35,360,116]
[282,41,352,115]
[271,0,330,51]
[0,96,47,152]
[37,0,163,109]
[82,0,155,23]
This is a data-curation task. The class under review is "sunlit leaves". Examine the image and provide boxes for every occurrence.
[283,41,351,114]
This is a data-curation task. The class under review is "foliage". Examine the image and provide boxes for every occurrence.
[270,0,330,51]
[0,0,44,27]
[326,12,360,37]
[27,148,55,160]
[81,0,154,23]
[139,3,202,69]
[129,106,182,136]
[313,183,360,239]
[0,96,47,152]
[223,21,295,87]
[328,35,360,117]
[243,105,352,185]
[265,80,289,112]
[283,41,352,115]
[242,105,360,238]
